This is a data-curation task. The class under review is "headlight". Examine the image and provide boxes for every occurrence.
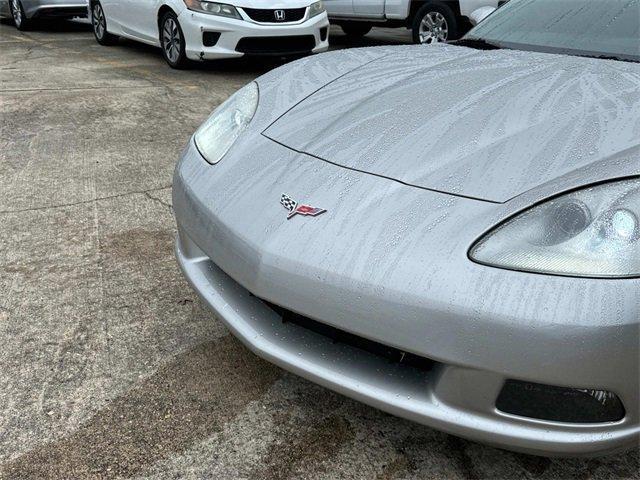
[309,1,325,18]
[470,178,640,278]
[194,82,258,165]
[183,0,241,18]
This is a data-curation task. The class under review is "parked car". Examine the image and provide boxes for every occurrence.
[325,0,501,43]
[0,0,87,30]
[173,0,640,456]
[89,0,330,68]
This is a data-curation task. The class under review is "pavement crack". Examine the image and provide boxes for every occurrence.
[144,190,173,212]
[2,86,163,93]
[0,185,172,215]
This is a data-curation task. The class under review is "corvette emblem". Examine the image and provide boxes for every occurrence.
[280,194,326,220]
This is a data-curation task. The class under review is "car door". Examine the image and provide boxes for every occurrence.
[352,0,385,17]
[324,0,354,17]
[115,0,160,44]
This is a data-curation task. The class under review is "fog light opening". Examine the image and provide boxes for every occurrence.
[203,31,221,47]
[496,380,625,423]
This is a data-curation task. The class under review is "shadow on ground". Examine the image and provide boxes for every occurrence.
[1,337,280,479]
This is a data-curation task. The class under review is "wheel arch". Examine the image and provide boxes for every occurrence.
[157,4,177,30]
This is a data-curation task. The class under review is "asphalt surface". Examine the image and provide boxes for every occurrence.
[0,17,638,480]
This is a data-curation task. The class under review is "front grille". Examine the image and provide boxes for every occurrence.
[236,36,316,56]
[264,302,435,373]
[243,7,306,23]
[496,380,625,423]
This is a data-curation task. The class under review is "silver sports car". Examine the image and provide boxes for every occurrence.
[173,0,639,456]
[0,0,86,30]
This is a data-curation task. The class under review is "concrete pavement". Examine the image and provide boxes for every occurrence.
[0,18,638,480]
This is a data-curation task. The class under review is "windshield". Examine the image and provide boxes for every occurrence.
[465,0,640,62]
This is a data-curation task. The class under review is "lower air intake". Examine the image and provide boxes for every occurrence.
[235,36,316,55]
[264,301,435,373]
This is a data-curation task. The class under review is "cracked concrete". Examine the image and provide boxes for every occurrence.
[0,185,172,215]
[0,17,638,480]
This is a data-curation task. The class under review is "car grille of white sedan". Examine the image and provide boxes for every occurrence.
[242,7,307,23]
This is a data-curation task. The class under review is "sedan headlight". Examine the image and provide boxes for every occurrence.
[309,1,325,18]
[470,178,640,278]
[194,82,259,164]
[183,0,241,19]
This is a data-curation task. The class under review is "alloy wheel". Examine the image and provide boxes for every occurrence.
[162,17,181,64]
[92,3,106,39]
[10,0,22,27]
[419,12,448,44]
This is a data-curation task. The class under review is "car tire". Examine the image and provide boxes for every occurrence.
[92,1,118,45]
[411,2,459,45]
[159,11,190,69]
[340,22,372,37]
[9,0,31,31]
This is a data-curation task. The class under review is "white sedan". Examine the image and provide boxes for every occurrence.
[89,0,330,68]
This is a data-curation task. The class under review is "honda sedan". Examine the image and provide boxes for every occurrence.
[89,0,330,68]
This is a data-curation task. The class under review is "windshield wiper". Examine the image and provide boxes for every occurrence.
[452,37,503,50]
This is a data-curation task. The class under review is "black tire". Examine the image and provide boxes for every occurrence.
[340,22,372,37]
[411,2,458,45]
[9,0,31,31]
[91,1,118,45]
[159,11,190,69]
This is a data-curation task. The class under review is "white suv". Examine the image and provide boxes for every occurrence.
[89,0,330,68]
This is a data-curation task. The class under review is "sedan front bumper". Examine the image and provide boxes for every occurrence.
[21,0,86,19]
[177,9,330,61]
[173,136,640,456]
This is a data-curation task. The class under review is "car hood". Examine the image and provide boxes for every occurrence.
[263,44,640,203]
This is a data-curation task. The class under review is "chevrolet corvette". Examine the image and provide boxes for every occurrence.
[173,0,640,456]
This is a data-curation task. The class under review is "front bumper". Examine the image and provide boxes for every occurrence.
[22,0,86,19]
[177,9,330,61]
[173,136,640,456]
[0,0,9,18]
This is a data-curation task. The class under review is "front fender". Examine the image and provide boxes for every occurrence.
[251,47,395,132]
[468,6,495,24]
[459,0,500,18]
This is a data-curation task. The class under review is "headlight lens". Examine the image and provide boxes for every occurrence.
[470,178,640,278]
[183,0,241,18]
[194,82,259,165]
[309,1,325,18]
